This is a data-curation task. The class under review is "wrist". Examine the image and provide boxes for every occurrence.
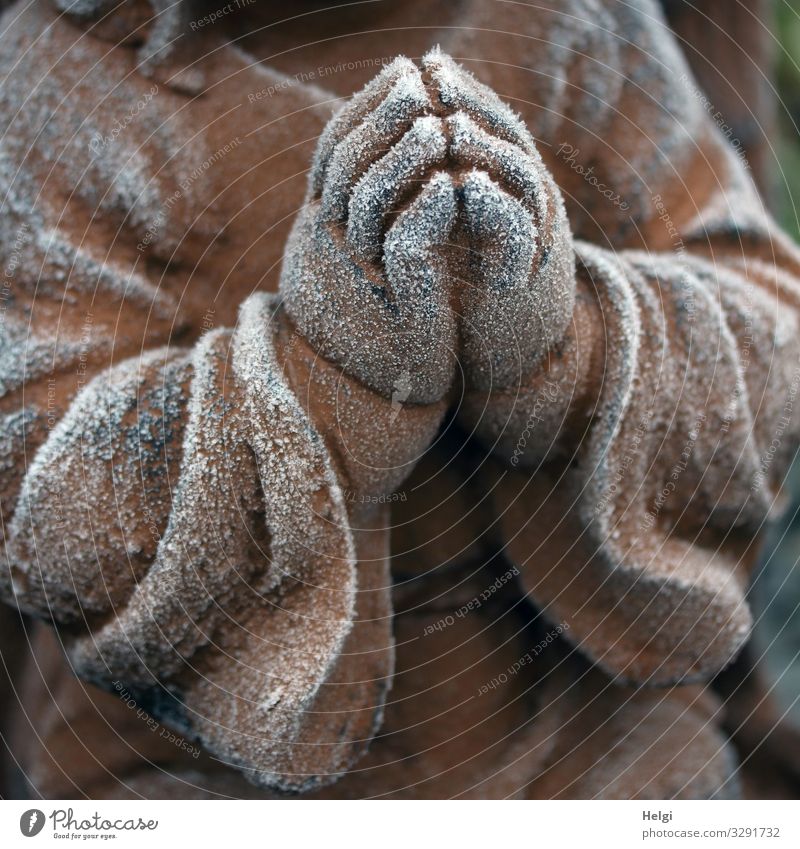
[270,304,448,507]
[458,273,602,468]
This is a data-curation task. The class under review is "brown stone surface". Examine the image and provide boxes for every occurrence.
[0,0,799,799]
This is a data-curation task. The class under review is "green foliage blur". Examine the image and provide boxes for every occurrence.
[776,0,800,238]
[753,0,800,719]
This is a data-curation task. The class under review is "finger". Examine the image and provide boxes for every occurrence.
[311,57,421,195]
[381,172,458,402]
[421,47,534,151]
[449,112,549,223]
[316,71,431,217]
[54,0,116,15]
[461,169,536,291]
[461,170,540,388]
[383,171,458,307]
[139,0,192,69]
[346,116,448,263]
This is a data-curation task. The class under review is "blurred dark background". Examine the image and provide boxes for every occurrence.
[663,0,800,723]
[0,0,797,798]
[750,0,800,724]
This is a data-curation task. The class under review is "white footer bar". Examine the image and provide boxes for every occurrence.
[1,799,796,848]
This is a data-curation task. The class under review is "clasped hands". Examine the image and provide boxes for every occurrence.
[281,48,575,411]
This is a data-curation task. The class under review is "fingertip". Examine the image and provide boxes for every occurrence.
[311,57,427,197]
